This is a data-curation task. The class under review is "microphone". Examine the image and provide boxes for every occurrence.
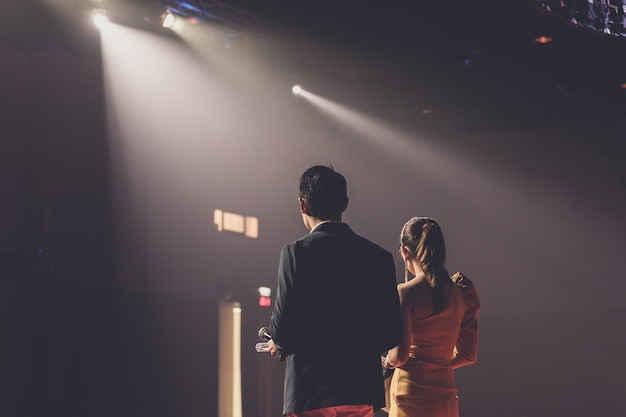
[258,326,271,341]
[255,326,271,352]
[256,326,286,361]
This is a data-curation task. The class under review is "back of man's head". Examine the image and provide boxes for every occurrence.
[299,165,348,220]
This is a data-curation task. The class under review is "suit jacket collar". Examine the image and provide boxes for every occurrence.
[310,221,353,235]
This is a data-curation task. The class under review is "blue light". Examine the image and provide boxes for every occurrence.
[169,1,223,22]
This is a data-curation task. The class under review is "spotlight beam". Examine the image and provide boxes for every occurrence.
[293,88,544,231]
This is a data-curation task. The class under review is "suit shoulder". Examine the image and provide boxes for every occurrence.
[353,233,392,256]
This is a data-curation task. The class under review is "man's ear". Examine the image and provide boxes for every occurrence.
[299,198,309,215]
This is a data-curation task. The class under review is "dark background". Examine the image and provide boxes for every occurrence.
[2,1,625,417]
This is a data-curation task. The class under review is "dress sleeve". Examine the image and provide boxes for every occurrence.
[451,271,480,368]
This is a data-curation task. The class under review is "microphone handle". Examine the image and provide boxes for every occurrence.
[255,342,270,352]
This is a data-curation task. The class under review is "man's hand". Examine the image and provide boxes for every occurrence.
[268,339,278,358]
[268,339,288,361]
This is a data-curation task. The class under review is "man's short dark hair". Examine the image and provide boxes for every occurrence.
[299,165,348,220]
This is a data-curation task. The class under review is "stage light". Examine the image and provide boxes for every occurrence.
[162,11,176,28]
[92,9,108,29]
[292,85,303,96]
[161,10,185,33]
[534,35,553,44]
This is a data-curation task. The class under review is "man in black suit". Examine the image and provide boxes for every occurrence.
[268,165,402,417]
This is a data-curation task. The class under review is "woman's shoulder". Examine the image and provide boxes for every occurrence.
[397,277,430,298]
[397,278,434,316]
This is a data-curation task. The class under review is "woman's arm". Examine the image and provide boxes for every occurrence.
[450,272,480,369]
[384,283,413,368]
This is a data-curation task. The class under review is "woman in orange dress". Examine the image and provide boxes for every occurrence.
[383,217,480,417]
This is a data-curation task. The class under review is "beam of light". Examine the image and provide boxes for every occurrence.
[292,88,576,242]
[292,88,462,191]
[292,88,443,170]
[98,17,285,294]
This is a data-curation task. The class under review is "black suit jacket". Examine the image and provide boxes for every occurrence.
[270,222,402,415]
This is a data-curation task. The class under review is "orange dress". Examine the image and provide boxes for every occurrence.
[388,272,479,417]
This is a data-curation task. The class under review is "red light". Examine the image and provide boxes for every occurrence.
[259,296,271,307]
[534,36,553,44]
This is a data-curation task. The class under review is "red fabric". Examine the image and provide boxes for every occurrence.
[287,404,374,417]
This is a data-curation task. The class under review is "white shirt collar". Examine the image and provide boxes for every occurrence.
[309,220,333,233]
